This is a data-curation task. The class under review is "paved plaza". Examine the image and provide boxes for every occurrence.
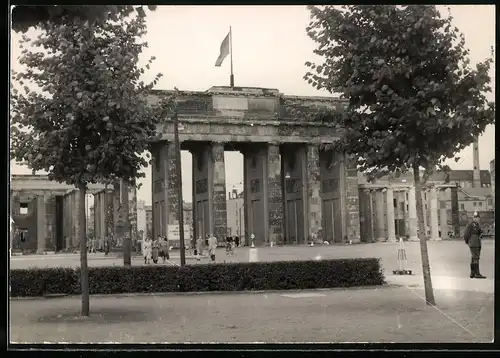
[10,286,493,343]
[11,240,495,280]
[9,240,494,343]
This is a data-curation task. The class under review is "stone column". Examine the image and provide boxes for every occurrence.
[267,143,284,244]
[73,190,81,248]
[375,190,386,242]
[306,144,322,242]
[368,190,376,242]
[386,187,396,242]
[64,194,70,250]
[36,194,46,254]
[94,193,100,248]
[343,155,361,243]
[165,142,180,238]
[429,187,440,240]
[211,142,227,241]
[408,187,418,241]
[439,197,448,240]
[450,186,460,236]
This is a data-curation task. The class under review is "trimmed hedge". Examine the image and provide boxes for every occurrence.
[10,258,385,297]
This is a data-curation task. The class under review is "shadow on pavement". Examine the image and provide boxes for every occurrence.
[36,307,157,324]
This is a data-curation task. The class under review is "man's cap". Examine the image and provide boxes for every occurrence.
[473,211,480,218]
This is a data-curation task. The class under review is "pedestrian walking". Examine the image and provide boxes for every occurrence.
[143,237,152,264]
[464,211,486,279]
[196,236,204,261]
[104,235,109,255]
[234,235,240,248]
[152,235,161,264]
[159,236,170,263]
[226,236,232,255]
[208,234,218,262]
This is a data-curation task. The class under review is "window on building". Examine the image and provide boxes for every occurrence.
[425,204,428,210]
[406,193,409,200]
[424,193,427,200]
[400,202,405,212]
[473,202,477,207]
[460,204,465,210]
[406,204,409,212]
[20,203,28,215]
[488,199,493,205]
[393,199,397,208]
[479,202,483,207]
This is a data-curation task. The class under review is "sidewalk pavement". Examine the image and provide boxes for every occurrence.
[10,284,493,344]
[387,275,494,294]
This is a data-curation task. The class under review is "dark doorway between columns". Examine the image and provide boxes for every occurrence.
[282,144,307,245]
[225,143,244,244]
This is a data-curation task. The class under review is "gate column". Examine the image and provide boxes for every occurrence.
[211,142,227,243]
[342,155,361,243]
[266,143,284,245]
[375,189,386,242]
[165,142,181,242]
[36,193,46,254]
[306,144,322,243]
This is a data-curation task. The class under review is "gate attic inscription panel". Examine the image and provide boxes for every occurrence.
[149,86,360,245]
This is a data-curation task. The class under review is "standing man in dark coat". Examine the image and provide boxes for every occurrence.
[464,211,486,279]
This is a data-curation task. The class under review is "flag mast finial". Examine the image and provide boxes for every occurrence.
[229,26,234,87]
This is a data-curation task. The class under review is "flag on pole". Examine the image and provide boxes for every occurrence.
[215,31,230,67]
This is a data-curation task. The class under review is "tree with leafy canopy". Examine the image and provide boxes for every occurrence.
[10,9,163,316]
[11,5,157,33]
[304,5,494,306]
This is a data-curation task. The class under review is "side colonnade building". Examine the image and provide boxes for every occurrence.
[10,175,137,253]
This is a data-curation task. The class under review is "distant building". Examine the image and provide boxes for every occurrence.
[88,205,95,236]
[145,205,152,238]
[137,200,147,241]
[226,188,244,239]
[144,202,193,239]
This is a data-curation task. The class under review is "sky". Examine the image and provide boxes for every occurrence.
[10,5,496,206]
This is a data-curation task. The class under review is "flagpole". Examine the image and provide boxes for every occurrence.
[229,26,234,87]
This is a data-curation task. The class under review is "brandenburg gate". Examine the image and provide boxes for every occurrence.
[149,86,361,246]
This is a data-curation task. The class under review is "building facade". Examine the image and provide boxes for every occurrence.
[226,189,245,240]
[137,199,147,241]
[150,86,355,246]
[10,175,140,253]
[145,202,193,241]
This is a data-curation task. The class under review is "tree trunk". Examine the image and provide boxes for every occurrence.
[78,184,90,316]
[413,164,436,306]
[122,180,131,267]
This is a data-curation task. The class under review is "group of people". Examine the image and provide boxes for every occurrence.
[192,234,240,262]
[195,234,218,262]
[142,236,170,264]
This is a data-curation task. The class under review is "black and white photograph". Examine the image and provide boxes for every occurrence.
[9,4,495,345]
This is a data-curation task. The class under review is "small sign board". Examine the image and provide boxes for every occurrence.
[167,224,191,248]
